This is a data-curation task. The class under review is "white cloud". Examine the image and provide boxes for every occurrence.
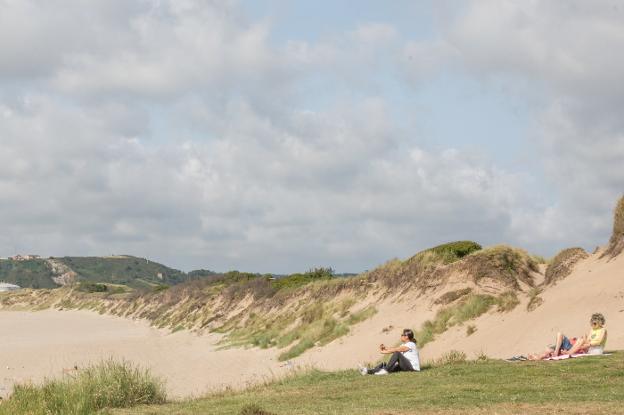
[1,0,622,272]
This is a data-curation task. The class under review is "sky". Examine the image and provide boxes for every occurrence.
[1,0,623,273]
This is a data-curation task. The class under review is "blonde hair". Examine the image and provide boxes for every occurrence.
[590,313,606,326]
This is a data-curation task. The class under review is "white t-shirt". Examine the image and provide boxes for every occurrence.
[402,341,420,371]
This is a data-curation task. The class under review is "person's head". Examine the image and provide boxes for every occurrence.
[401,328,416,344]
[590,313,606,328]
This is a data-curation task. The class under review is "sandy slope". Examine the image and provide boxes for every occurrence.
[0,309,286,399]
[420,252,624,360]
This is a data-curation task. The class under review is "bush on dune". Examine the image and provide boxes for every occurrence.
[0,360,166,415]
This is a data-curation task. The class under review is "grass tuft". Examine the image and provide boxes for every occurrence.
[435,350,467,366]
[0,359,165,415]
[239,404,276,415]
[527,287,544,311]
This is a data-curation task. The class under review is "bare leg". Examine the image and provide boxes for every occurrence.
[553,332,564,356]
[528,348,553,360]
[567,336,589,355]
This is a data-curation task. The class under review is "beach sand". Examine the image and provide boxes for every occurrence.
[0,309,286,399]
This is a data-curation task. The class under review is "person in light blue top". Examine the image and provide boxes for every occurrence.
[359,328,420,375]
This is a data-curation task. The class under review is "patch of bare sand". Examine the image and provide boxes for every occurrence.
[420,253,624,361]
[295,297,437,370]
[0,309,287,399]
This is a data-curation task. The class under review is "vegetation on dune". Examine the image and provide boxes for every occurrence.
[601,195,624,259]
[0,241,541,362]
[526,287,544,312]
[110,353,624,415]
[365,241,482,291]
[0,360,165,415]
[544,247,589,285]
[460,245,538,290]
[416,291,519,347]
[434,287,473,305]
[406,241,483,265]
[220,300,378,361]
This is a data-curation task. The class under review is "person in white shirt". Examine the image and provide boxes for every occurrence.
[359,329,420,375]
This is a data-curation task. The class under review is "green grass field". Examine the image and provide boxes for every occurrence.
[112,353,624,415]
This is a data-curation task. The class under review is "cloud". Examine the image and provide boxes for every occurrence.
[1,0,622,273]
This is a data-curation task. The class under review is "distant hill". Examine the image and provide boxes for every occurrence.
[0,259,57,289]
[0,256,188,289]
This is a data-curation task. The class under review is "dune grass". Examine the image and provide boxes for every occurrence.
[0,360,166,415]
[544,247,589,285]
[416,291,519,347]
[601,195,624,259]
[113,353,624,415]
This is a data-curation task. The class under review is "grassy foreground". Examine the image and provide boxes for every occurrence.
[114,353,624,415]
[0,360,165,415]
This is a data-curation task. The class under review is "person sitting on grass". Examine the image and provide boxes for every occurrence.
[359,329,420,375]
[528,313,607,360]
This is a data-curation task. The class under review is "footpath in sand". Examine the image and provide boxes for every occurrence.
[0,309,287,399]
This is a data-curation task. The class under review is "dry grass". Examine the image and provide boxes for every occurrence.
[434,288,472,305]
[526,287,544,312]
[458,245,538,291]
[601,195,624,259]
[544,247,589,285]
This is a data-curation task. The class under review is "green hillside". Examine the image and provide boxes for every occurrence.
[57,256,187,287]
[0,256,188,289]
[0,260,58,289]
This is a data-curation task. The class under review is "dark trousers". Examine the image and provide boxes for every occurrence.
[368,352,414,374]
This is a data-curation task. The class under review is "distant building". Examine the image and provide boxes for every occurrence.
[0,282,21,292]
[9,254,40,261]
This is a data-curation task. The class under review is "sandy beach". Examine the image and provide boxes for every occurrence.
[0,309,287,399]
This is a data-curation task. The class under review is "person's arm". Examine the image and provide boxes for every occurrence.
[380,344,410,354]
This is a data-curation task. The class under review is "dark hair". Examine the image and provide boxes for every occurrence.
[590,313,605,326]
[402,328,416,343]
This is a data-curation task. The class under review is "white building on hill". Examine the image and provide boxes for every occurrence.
[0,282,21,292]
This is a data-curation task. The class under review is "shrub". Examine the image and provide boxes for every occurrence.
[545,248,589,285]
[77,281,108,293]
[408,241,482,265]
[0,359,166,415]
[272,267,334,290]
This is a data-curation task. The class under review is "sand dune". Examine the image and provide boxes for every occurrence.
[420,252,624,360]
[0,309,286,399]
[1,252,622,399]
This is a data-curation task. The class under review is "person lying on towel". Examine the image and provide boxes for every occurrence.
[528,313,607,360]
